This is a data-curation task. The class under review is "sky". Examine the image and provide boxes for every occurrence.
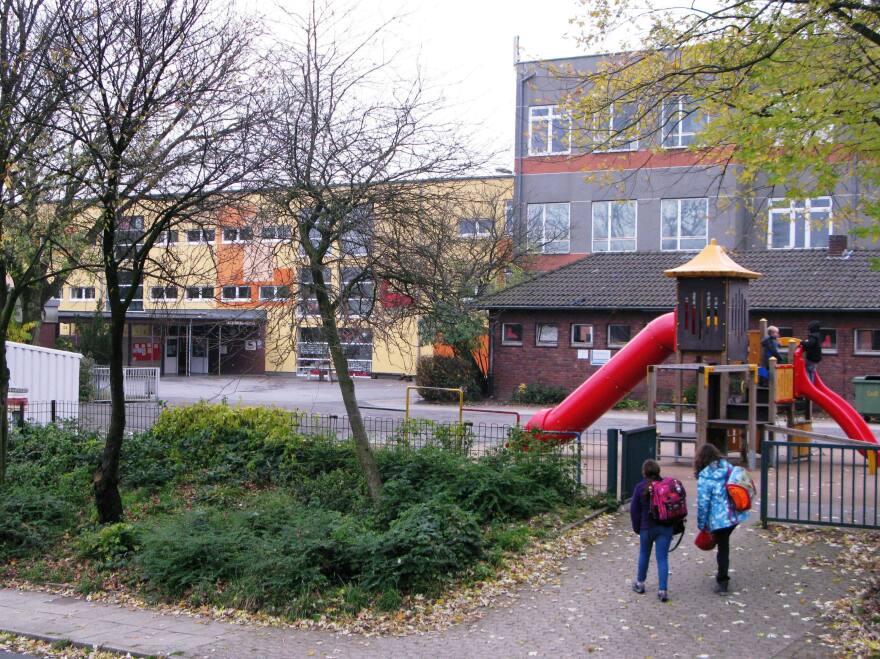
[240,0,593,169]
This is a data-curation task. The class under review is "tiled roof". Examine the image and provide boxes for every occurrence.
[478,250,880,312]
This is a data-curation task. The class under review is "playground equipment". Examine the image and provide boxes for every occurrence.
[525,240,878,466]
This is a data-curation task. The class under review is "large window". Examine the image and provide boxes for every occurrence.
[221,285,251,302]
[341,267,374,317]
[458,218,493,238]
[661,198,709,251]
[608,324,632,348]
[661,96,701,148]
[527,202,570,254]
[855,329,880,355]
[593,102,638,152]
[592,200,637,252]
[298,267,331,315]
[768,197,832,249]
[71,286,95,300]
[528,105,570,155]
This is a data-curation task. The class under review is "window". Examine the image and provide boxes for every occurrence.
[118,286,143,311]
[298,267,331,315]
[661,198,709,251]
[528,105,570,155]
[593,102,638,151]
[768,197,832,249]
[458,218,493,238]
[501,323,523,346]
[820,328,837,354]
[571,324,593,347]
[855,329,880,355]
[70,286,96,300]
[341,267,374,317]
[777,326,794,339]
[156,230,178,246]
[608,324,632,348]
[536,323,559,347]
[116,215,144,246]
[223,227,253,243]
[187,228,215,244]
[149,286,177,300]
[296,327,373,376]
[186,286,214,300]
[261,225,292,241]
[221,285,251,301]
[340,206,372,257]
[661,96,702,148]
[527,202,570,254]
[592,200,637,252]
[259,285,291,301]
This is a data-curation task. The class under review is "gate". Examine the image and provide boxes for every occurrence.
[89,367,160,401]
[620,426,657,500]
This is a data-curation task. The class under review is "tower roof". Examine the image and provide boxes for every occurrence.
[663,240,761,279]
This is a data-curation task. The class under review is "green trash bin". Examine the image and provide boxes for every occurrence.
[853,376,880,422]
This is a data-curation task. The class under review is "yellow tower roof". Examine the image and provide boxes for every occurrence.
[664,239,761,279]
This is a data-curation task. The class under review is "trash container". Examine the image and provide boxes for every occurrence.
[853,376,880,422]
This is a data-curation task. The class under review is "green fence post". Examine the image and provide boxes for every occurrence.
[607,428,619,497]
[760,441,770,528]
[576,432,583,488]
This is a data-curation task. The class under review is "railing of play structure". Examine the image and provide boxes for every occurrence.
[761,436,880,530]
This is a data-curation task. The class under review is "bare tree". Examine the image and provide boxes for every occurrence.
[257,2,487,502]
[63,0,264,522]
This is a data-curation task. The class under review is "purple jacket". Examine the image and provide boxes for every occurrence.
[630,478,659,533]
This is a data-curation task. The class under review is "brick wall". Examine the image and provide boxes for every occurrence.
[489,309,880,404]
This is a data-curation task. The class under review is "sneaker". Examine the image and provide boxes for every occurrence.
[714,581,729,595]
[657,590,669,602]
[632,581,645,594]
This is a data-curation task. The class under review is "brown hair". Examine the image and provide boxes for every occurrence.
[642,459,661,481]
[694,443,722,477]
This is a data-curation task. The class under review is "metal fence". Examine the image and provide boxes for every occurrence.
[8,400,163,435]
[761,439,880,530]
[88,367,160,402]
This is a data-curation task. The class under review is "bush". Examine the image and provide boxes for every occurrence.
[510,383,569,405]
[414,355,482,402]
[0,487,76,560]
[78,523,141,568]
[363,499,482,593]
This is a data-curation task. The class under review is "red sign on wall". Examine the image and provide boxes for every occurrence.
[132,342,160,361]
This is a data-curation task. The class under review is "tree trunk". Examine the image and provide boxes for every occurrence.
[0,328,9,487]
[93,298,125,523]
[315,287,383,502]
[19,288,44,345]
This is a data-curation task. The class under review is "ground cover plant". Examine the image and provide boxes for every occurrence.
[0,403,599,620]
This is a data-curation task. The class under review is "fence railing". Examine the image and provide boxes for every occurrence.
[88,367,160,402]
[761,439,880,530]
[8,400,163,435]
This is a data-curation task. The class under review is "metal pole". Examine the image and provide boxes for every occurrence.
[576,431,582,489]
[607,428,619,497]
[760,441,770,528]
[51,400,56,424]
[218,325,222,376]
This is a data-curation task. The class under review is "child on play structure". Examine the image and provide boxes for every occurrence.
[695,443,750,594]
[802,320,823,383]
[630,459,680,602]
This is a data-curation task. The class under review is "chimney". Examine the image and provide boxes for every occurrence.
[828,234,848,256]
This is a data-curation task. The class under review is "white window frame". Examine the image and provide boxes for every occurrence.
[608,324,632,348]
[570,324,594,347]
[535,323,559,347]
[526,202,570,254]
[767,197,833,249]
[186,285,215,300]
[661,96,699,149]
[593,102,638,152]
[70,286,96,300]
[592,200,638,252]
[820,328,838,355]
[258,285,291,301]
[187,228,215,245]
[854,329,880,355]
[528,105,571,156]
[222,227,253,243]
[221,285,251,302]
[156,230,178,246]
[660,198,709,251]
[501,323,523,346]
[149,285,178,301]
[261,225,292,242]
[458,218,494,239]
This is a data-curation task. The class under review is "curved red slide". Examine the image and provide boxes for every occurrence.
[526,312,676,433]
[792,345,877,446]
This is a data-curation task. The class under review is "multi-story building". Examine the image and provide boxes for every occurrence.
[54,175,513,377]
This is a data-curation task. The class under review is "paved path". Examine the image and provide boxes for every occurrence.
[0,482,858,658]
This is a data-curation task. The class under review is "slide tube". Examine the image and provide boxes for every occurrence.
[526,312,676,433]
[792,345,877,446]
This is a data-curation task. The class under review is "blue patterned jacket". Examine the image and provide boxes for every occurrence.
[697,459,750,531]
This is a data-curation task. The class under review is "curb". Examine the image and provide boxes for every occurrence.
[556,505,616,535]
[0,628,160,658]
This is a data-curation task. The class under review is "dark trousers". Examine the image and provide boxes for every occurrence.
[714,526,736,582]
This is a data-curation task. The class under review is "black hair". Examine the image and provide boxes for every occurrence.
[808,320,821,332]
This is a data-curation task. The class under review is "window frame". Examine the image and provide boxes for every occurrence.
[186,228,216,245]
[660,198,709,251]
[608,324,632,348]
[260,225,292,242]
[186,285,215,300]
[501,323,523,346]
[570,323,594,347]
[220,285,251,302]
[149,285,178,301]
[528,105,571,156]
[258,285,291,301]
[526,202,571,254]
[156,230,178,246]
[820,327,838,355]
[767,197,833,250]
[70,286,96,300]
[535,323,559,347]
[661,96,700,149]
[298,267,332,316]
[593,102,639,152]
[458,218,494,239]
[222,227,253,243]
[854,329,880,355]
[592,200,638,252]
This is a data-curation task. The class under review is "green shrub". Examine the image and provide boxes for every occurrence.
[78,523,141,568]
[414,355,482,401]
[120,432,177,489]
[510,383,569,405]
[363,499,483,593]
[0,487,76,560]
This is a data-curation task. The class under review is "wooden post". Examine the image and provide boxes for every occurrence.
[695,365,708,452]
[647,366,657,427]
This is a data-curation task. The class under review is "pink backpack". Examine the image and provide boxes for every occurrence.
[648,477,688,524]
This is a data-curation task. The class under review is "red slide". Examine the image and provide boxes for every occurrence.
[793,345,877,446]
[526,312,676,433]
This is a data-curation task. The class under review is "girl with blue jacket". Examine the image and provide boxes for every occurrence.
[695,444,749,594]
